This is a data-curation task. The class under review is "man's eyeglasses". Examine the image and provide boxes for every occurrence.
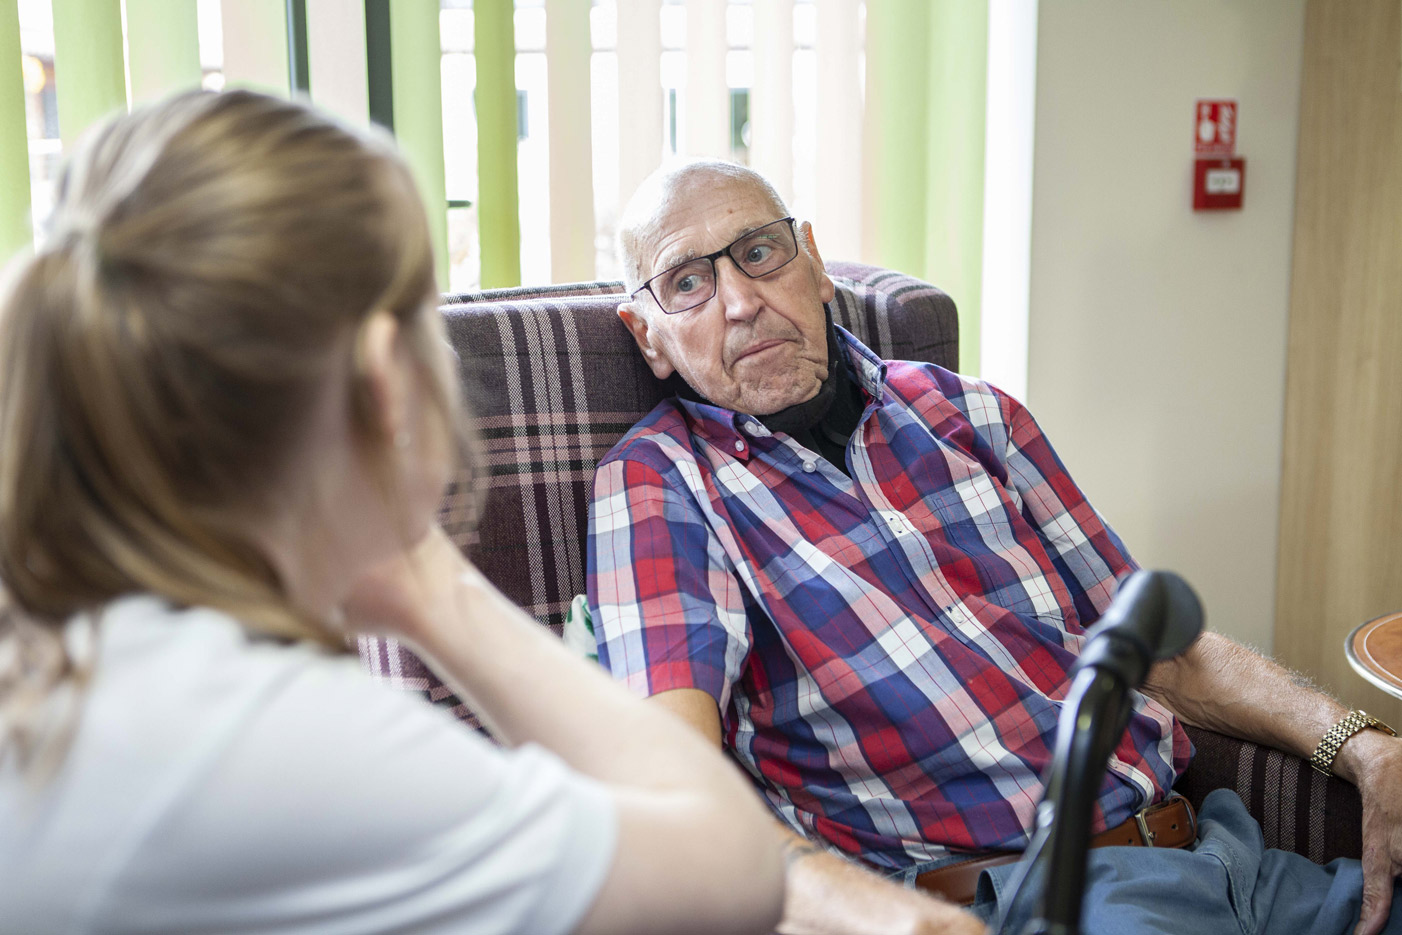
[630,217,799,315]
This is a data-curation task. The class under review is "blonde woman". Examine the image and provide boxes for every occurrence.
[0,91,784,935]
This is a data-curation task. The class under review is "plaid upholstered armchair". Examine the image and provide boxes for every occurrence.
[357,261,1363,865]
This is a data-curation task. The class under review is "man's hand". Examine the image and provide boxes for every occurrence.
[779,838,986,935]
[1339,730,1402,935]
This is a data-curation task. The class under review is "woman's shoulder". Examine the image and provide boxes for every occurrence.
[2,595,614,935]
[84,593,501,791]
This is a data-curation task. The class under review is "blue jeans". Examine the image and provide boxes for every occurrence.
[902,790,1402,935]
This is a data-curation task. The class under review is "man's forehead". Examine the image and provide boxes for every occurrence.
[643,182,782,275]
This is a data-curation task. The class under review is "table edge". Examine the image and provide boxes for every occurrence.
[1346,612,1402,699]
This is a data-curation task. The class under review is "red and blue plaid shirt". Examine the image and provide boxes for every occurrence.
[587,330,1191,869]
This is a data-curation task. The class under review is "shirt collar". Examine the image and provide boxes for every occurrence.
[678,398,765,461]
[836,326,890,400]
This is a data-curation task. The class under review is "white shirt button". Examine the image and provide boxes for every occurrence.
[879,510,916,537]
[802,461,816,473]
[734,440,745,452]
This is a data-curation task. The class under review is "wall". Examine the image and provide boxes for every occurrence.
[1025,1,1306,651]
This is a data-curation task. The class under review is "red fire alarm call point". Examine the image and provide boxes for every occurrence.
[1193,99,1244,211]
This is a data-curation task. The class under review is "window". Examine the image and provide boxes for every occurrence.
[439,0,844,291]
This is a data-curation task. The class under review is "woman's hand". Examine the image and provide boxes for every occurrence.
[340,525,474,643]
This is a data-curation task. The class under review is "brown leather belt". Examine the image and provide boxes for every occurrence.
[913,795,1198,906]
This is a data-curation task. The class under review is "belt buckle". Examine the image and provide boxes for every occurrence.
[1132,793,1189,847]
[1134,808,1158,846]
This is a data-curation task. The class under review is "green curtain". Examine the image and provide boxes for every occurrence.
[51,0,126,147]
[866,0,989,375]
[125,0,202,105]
[0,0,30,259]
[389,0,448,285]
[475,0,521,288]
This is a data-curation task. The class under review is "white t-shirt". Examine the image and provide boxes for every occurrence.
[0,595,617,935]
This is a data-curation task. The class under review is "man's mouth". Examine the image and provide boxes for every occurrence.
[734,339,787,363]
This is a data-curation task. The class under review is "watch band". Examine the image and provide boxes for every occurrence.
[1309,709,1398,777]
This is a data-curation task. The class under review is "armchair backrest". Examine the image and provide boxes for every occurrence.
[358,262,958,717]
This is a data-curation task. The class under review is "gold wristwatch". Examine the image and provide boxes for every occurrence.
[1309,709,1398,777]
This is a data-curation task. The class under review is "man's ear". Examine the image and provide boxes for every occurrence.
[617,301,676,380]
[799,221,836,304]
[357,309,409,441]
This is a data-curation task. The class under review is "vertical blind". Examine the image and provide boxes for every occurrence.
[1,0,993,375]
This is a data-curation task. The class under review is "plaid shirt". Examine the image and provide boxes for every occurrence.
[587,329,1191,869]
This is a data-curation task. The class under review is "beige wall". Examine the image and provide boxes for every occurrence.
[1024,1,1306,650]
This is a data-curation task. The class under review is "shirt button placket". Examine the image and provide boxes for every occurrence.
[880,510,915,537]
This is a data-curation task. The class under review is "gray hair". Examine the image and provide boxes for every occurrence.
[616,159,790,293]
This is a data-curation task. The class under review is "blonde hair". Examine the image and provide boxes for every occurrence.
[0,90,459,767]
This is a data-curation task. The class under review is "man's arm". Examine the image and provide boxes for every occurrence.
[1144,632,1402,935]
[650,688,986,935]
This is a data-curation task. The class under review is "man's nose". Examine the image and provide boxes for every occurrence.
[714,256,762,322]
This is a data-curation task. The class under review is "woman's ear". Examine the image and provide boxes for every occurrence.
[357,310,407,442]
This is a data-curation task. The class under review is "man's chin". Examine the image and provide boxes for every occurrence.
[738,382,824,417]
[680,367,824,415]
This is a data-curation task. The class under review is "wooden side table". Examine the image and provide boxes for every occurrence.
[1346,612,1402,700]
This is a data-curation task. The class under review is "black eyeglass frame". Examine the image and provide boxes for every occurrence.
[629,217,800,315]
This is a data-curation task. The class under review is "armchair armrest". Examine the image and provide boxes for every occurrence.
[1174,724,1362,863]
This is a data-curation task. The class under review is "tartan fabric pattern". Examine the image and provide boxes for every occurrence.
[824,261,958,368]
[356,264,958,722]
[443,280,626,305]
[1175,725,1362,863]
[587,329,1191,869]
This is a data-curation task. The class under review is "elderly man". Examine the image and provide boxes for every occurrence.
[586,159,1402,935]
